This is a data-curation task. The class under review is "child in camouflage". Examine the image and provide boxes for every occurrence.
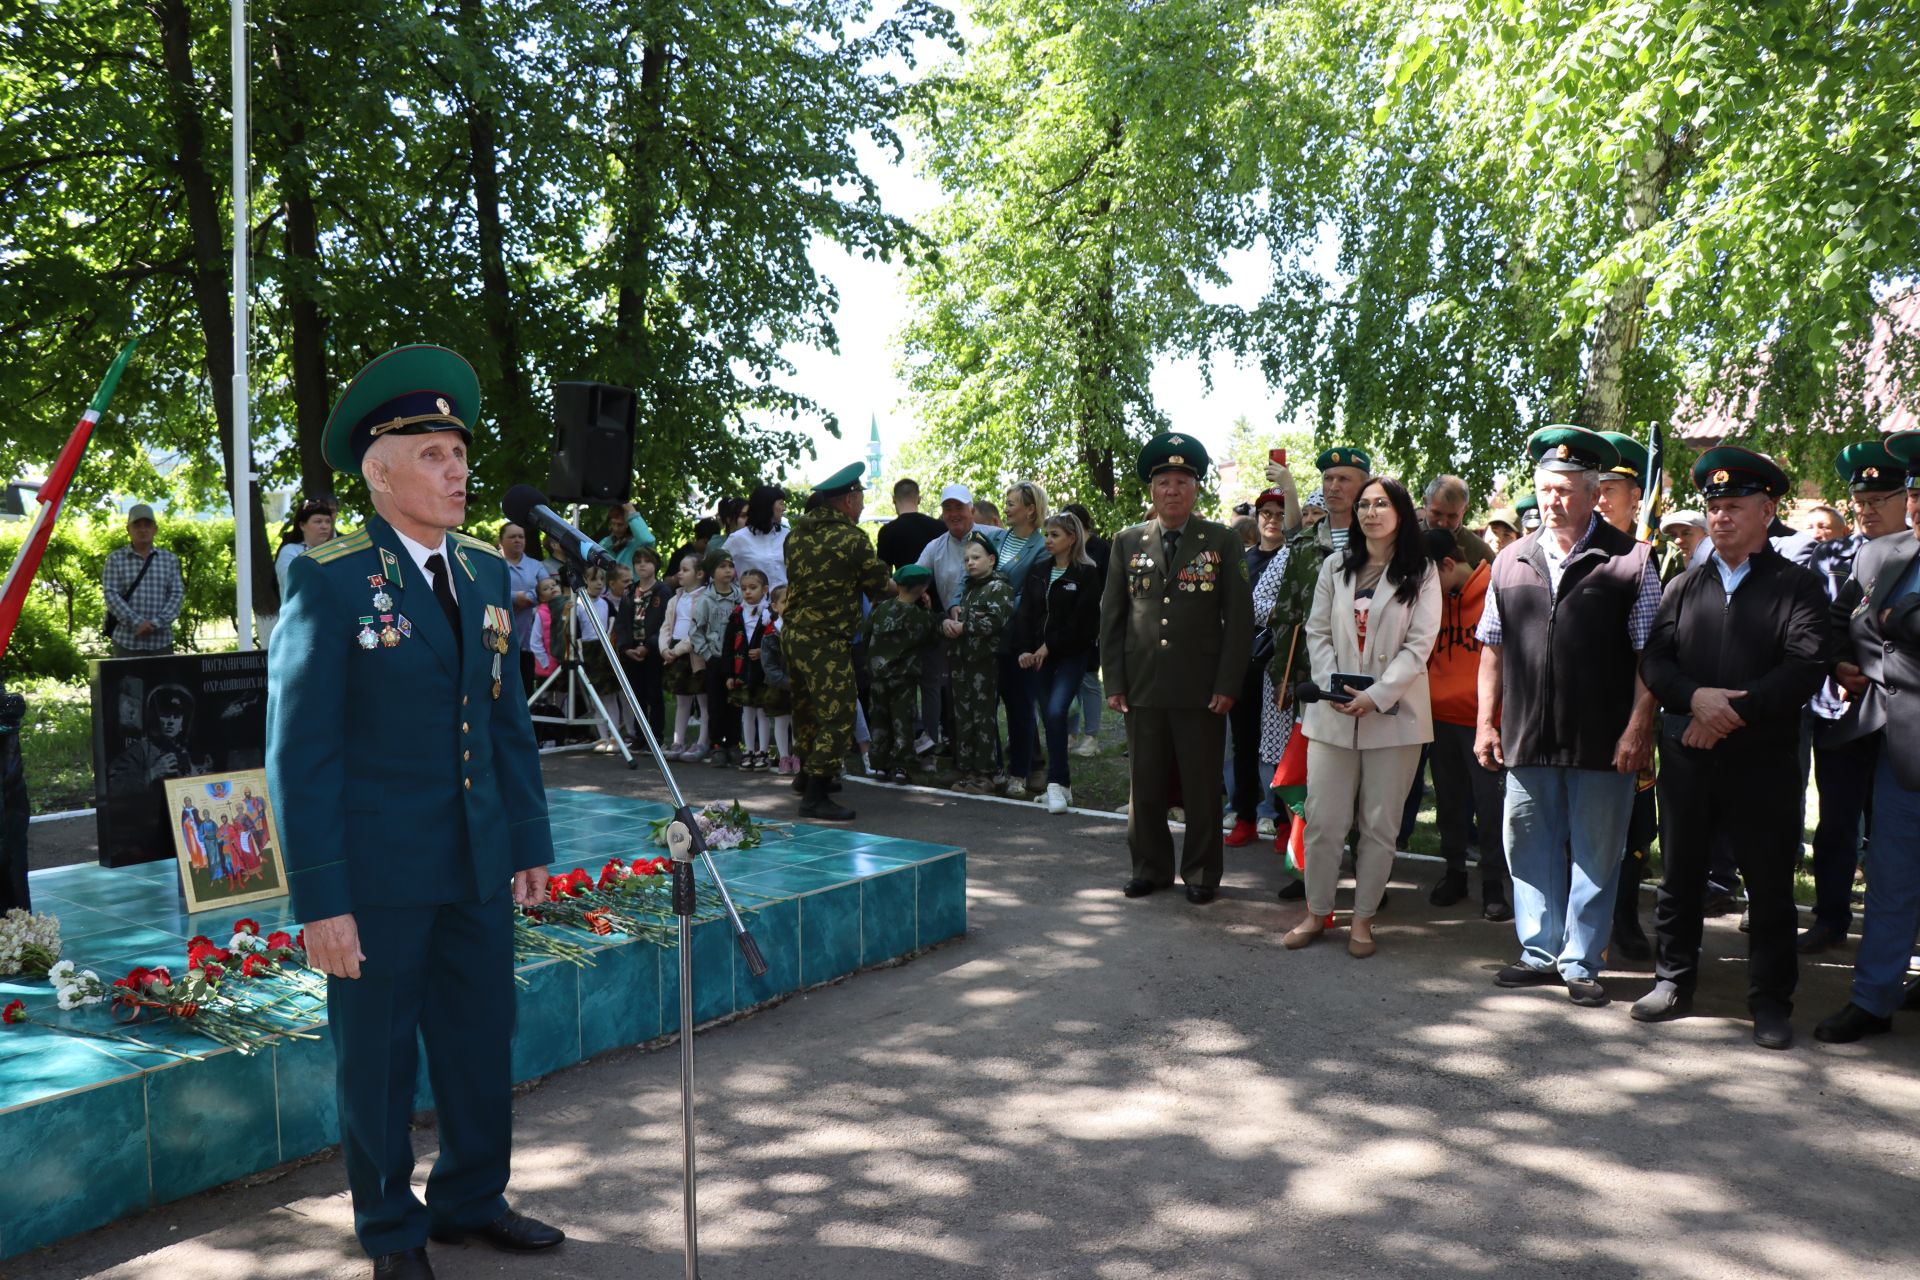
[946,533,1015,794]
[856,564,941,783]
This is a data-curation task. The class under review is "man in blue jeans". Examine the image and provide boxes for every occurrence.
[1473,426,1662,1009]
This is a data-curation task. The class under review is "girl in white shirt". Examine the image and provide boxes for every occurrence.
[659,551,710,759]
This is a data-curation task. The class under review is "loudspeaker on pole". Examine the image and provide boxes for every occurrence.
[547,382,636,505]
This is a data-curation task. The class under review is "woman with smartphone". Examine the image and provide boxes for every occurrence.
[1283,474,1440,957]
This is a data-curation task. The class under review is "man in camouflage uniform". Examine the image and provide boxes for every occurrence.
[858,564,940,783]
[784,462,890,820]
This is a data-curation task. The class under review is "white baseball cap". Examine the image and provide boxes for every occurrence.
[938,483,973,506]
[1661,509,1706,532]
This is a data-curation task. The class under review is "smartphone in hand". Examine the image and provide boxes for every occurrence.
[1269,448,1288,466]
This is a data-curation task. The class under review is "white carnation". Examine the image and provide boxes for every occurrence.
[48,959,76,982]
[56,988,81,1011]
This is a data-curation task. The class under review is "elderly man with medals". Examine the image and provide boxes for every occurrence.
[267,345,562,1279]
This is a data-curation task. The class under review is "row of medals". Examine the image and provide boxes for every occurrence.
[356,576,409,649]
[1128,551,1217,592]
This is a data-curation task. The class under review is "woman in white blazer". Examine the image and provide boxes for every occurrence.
[1285,475,1441,956]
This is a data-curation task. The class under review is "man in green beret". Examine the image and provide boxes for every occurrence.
[1634,446,1830,1048]
[1594,431,1650,538]
[785,461,890,818]
[267,345,563,1278]
[857,562,941,784]
[1798,437,1912,954]
[1102,433,1252,903]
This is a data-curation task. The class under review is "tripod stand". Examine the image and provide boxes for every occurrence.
[529,557,634,766]
[566,555,766,1278]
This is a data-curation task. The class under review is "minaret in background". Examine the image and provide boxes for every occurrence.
[867,414,885,493]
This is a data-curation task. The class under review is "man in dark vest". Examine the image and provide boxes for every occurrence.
[1474,426,1661,1009]
[1633,447,1830,1049]
[1102,433,1252,903]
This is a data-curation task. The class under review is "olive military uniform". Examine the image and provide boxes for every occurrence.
[783,482,890,781]
[858,586,940,776]
[1101,438,1253,891]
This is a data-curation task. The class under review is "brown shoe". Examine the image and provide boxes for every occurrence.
[1348,932,1377,958]
[1283,924,1325,950]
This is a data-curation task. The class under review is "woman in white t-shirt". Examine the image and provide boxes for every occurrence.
[723,484,791,589]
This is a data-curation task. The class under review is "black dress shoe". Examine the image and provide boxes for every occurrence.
[1428,871,1469,907]
[1630,980,1693,1022]
[1814,1002,1893,1043]
[1276,878,1306,901]
[1702,890,1737,917]
[1185,885,1218,905]
[1482,891,1513,924]
[1796,921,1848,955]
[1123,878,1162,898]
[1611,919,1653,963]
[372,1247,435,1279]
[1566,977,1610,1007]
[430,1209,566,1253]
[1752,1007,1794,1051]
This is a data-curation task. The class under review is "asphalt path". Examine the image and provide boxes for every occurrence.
[13,752,1920,1279]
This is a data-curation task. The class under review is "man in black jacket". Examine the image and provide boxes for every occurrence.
[1633,446,1831,1049]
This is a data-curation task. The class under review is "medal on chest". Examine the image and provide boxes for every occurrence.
[357,618,378,650]
[483,603,513,699]
[367,573,392,613]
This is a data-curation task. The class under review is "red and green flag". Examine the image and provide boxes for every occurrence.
[0,340,138,662]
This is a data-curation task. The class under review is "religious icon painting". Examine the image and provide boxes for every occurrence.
[162,768,290,913]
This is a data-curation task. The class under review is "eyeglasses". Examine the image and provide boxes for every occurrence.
[1856,490,1908,509]
[1354,499,1395,512]
[1256,507,1286,519]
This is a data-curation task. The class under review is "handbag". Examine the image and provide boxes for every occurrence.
[1249,625,1276,669]
[103,551,158,641]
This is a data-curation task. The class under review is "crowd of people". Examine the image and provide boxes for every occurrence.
[250,420,1919,1056]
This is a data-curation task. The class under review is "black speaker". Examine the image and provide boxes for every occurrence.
[547,381,636,505]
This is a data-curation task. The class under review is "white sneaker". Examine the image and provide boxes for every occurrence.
[1072,734,1099,758]
[1257,817,1277,838]
[1003,778,1028,799]
[1168,806,1186,824]
[913,733,936,756]
[1045,783,1069,814]
[861,751,876,776]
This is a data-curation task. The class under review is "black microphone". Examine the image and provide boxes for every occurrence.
[502,484,618,570]
[1293,681,1353,705]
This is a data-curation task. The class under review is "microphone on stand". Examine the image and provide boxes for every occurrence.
[502,484,617,570]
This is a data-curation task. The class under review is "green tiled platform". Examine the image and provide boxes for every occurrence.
[0,788,966,1259]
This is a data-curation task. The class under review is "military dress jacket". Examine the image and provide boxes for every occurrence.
[1824,531,1920,788]
[1100,517,1252,709]
[783,505,890,638]
[266,514,553,923]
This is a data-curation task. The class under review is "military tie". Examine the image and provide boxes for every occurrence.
[426,552,462,655]
[1161,527,1180,564]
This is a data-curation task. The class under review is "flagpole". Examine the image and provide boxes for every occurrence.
[230,0,254,648]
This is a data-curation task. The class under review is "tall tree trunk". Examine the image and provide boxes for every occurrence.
[457,0,535,477]
[267,22,333,504]
[612,36,670,367]
[153,0,281,620]
[1579,136,1674,433]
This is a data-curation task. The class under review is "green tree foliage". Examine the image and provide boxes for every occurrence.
[899,0,1275,531]
[0,0,955,629]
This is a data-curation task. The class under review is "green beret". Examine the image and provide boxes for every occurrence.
[1315,445,1372,474]
[1527,425,1618,475]
[1891,430,1920,486]
[812,461,866,498]
[1136,432,1211,483]
[322,345,478,473]
[1513,492,1538,513]
[1597,431,1648,486]
[701,547,734,575]
[1835,439,1906,492]
[892,563,932,588]
[1693,444,1790,501]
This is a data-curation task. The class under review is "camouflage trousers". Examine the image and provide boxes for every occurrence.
[868,675,919,775]
[786,626,856,779]
[950,655,1000,776]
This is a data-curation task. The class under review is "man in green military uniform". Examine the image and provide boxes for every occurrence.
[858,563,940,783]
[784,461,891,820]
[1102,433,1253,903]
[1267,445,1371,902]
[267,346,562,1280]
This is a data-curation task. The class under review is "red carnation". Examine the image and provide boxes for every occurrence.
[233,918,261,936]
[294,929,306,952]
[118,967,151,990]
[187,935,214,951]
[2,999,24,1025]
[548,879,566,902]
[201,963,225,982]
[188,940,217,968]
[266,931,293,951]
[145,967,173,990]
[240,954,269,978]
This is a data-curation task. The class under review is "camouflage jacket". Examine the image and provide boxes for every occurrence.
[950,573,1013,669]
[857,598,940,684]
[783,504,890,637]
[1265,519,1335,692]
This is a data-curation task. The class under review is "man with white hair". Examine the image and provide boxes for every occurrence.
[269,345,562,1279]
[1474,426,1661,1009]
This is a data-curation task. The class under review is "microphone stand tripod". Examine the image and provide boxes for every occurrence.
[566,555,767,1279]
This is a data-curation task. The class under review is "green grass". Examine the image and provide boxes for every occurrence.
[13,677,94,813]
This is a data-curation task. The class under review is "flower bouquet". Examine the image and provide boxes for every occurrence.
[0,907,60,976]
[646,801,789,852]
[517,856,740,952]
